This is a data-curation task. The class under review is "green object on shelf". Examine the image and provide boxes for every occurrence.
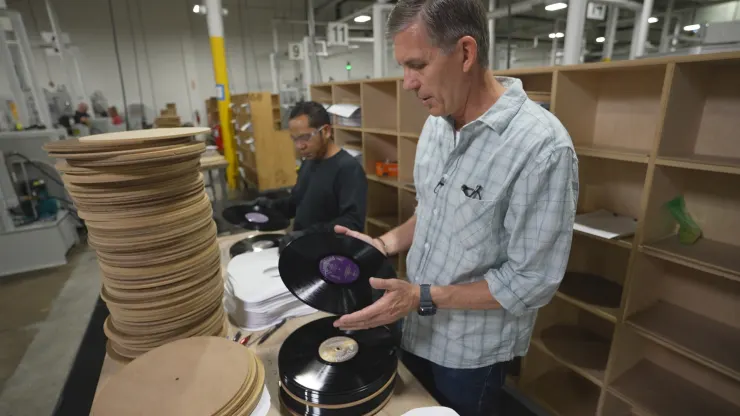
[665,196,702,245]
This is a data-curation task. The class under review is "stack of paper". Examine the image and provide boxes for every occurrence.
[574,210,637,239]
[224,248,316,331]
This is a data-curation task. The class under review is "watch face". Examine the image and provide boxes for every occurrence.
[418,306,436,316]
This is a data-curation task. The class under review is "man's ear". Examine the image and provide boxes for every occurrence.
[458,35,479,73]
[323,125,333,141]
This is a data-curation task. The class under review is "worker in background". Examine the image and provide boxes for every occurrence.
[252,101,367,236]
[332,0,579,415]
[73,103,91,126]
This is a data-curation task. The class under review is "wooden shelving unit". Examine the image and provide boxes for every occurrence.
[230,92,297,191]
[311,52,740,414]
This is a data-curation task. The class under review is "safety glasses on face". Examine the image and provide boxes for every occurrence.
[290,126,326,143]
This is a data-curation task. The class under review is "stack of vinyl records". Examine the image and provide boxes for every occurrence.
[224,247,316,331]
[91,336,271,416]
[44,128,226,361]
[277,232,398,415]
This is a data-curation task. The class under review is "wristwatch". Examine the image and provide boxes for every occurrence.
[417,284,437,316]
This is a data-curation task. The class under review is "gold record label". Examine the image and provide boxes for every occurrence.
[318,336,358,363]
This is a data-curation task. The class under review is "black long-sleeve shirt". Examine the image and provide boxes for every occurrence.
[272,150,367,233]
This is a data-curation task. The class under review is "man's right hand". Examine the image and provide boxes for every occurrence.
[250,196,273,209]
[334,225,388,256]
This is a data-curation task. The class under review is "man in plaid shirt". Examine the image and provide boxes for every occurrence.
[334,0,578,414]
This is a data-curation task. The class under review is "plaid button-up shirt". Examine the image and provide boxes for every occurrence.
[401,77,579,369]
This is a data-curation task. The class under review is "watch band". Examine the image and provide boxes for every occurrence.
[420,284,432,307]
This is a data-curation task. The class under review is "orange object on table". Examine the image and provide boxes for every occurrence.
[375,161,398,178]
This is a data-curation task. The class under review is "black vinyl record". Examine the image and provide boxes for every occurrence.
[222,204,289,231]
[278,232,386,315]
[278,316,397,402]
[279,377,395,415]
[229,233,283,258]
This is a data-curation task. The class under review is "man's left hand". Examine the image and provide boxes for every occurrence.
[333,278,420,330]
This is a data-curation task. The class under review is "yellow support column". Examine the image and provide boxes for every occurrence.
[206,0,237,189]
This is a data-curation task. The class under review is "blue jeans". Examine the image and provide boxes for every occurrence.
[401,351,508,416]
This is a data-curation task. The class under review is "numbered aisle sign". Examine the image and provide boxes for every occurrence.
[288,42,304,60]
[586,2,607,20]
[327,22,349,46]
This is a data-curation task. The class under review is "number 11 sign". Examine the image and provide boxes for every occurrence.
[327,22,349,46]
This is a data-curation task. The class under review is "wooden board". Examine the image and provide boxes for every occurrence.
[536,325,610,383]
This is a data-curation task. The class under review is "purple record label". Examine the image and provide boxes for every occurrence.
[319,255,360,284]
[245,212,269,223]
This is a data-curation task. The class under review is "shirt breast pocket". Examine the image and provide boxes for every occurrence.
[453,198,497,251]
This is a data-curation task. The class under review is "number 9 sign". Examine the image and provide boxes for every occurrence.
[288,42,304,60]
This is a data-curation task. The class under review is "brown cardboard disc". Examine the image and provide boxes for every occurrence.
[78,189,205,221]
[91,336,260,416]
[94,223,217,268]
[78,127,209,144]
[99,243,220,290]
[100,266,221,310]
[87,215,214,252]
[84,193,210,232]
[105,340,132,364]
[62,168,200,194]
[65,142,205,167]
[56,158,200,185]
[48,141,192,160]
[97,240,219,280]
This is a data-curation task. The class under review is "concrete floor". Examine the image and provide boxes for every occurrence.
[0,243,101,416]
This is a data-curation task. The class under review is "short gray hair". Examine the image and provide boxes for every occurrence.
[387,0,490,68]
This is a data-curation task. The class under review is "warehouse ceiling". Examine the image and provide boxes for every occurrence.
[332,0,730,50]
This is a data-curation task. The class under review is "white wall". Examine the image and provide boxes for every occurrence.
[3,0,380,126]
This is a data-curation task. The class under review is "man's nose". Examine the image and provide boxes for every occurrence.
[402,70,420,91]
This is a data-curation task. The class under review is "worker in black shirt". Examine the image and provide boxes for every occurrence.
[73,103,91,125]
[253,101,367,235]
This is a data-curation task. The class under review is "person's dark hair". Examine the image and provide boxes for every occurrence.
[289,101,331,129]
[386,0,489,68]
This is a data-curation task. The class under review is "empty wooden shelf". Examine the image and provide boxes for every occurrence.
[362,80,397,132]
[531,296,613,386]
[612,360,739,416]
[554,65,666,157]
[629,302,740,381]
[310,84,332,105]
[625,253,740,382]
[398,84,428,136]
[608,326,740,416]
[522,347,600,416]
[641,237,740,282]
[658,58,740,173]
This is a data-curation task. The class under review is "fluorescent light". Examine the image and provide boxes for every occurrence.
[596,36,605,43]
[354,15,371,23]
[684,24,701,31]
[648,16,658,23]
[192,4,199,13]
[548,32,564,39]
[545,2,568,11]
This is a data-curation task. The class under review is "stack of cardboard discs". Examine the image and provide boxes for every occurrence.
[44,128,227,361]
[91,336,268,416]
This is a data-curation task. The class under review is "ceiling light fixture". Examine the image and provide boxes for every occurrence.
[648,16,658,23]
[545,2,568,11]
[548,32,565,39]
[192,5,200,13]
[354,15,371,23]
[596,36,605,43]
[683,24,701,31]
